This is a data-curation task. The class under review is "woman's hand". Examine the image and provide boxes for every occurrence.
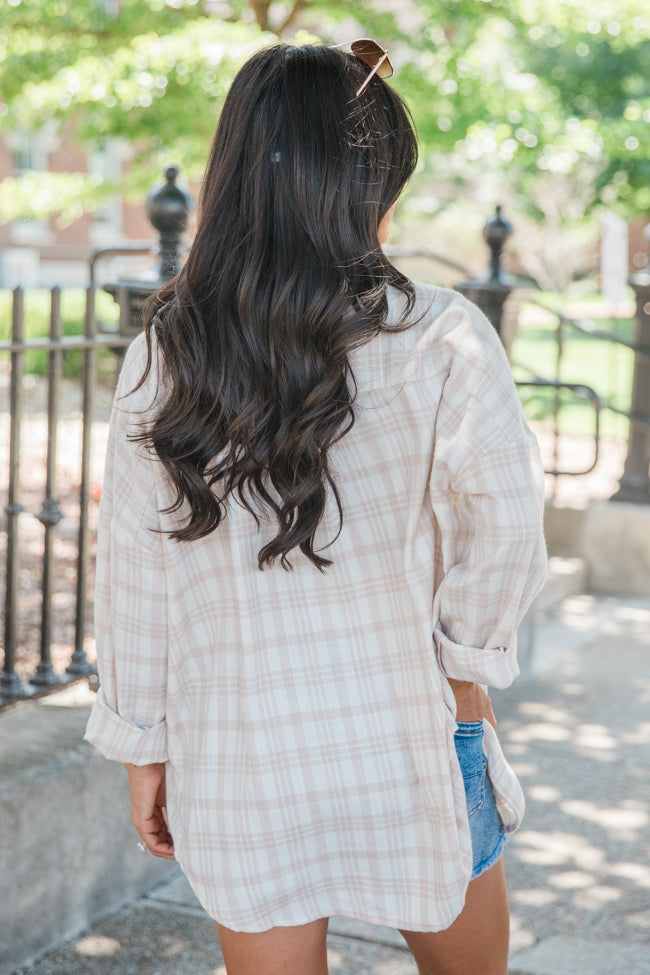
[447,679,496,728]
[124,762,175,859]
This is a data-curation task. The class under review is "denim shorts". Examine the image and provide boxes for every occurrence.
[454,720,507,880]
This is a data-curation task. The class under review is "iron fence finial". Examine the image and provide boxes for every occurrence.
[483,205,513,283]
[145,164,194,281]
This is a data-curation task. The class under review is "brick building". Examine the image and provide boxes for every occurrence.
[0,124,158,289]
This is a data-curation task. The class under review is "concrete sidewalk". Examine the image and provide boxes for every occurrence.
[10,594,650,975]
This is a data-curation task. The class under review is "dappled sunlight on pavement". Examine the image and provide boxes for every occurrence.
[12,902,420,975]
[493,594,650,968]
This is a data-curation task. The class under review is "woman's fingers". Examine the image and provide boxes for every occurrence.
[125,762,176,860]
[447,679,497,728]
[135,806,175,859]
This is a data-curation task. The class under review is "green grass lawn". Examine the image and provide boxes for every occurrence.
[511,298,635,441]
[0,288,120,381]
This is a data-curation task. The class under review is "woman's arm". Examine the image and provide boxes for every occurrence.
[84,335,170,766]
[430,299,547,691]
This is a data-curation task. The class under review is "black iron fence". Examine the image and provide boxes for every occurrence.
[512,295,650,499]
[1,286,130,707]
[0,167,192,708]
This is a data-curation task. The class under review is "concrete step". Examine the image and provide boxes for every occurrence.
[0,683,176,975]
[517,556,587,678]
[544,500,650,596]
[534,556,588,614]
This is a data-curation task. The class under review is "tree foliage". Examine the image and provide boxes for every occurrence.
[0,0,648,224]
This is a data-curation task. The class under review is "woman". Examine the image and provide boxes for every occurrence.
[85,41,546,975]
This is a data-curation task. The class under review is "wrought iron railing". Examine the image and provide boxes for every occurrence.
[1,286,129,708]
[1,168,193,708]
[515,377,602,477]
[512,297,648,498]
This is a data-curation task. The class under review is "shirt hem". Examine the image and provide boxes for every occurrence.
[200,897,470,935]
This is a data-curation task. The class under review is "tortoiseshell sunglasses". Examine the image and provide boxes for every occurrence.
[330,38,394,96]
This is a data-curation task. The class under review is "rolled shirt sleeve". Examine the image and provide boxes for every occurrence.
[84,335,169,765]
[430,300,547,689]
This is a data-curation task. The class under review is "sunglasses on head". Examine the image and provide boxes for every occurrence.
[330,38,394,96]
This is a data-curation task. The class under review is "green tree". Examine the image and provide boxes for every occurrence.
[0,0,648,228]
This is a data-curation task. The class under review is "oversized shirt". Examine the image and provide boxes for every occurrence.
[84,282,547,933]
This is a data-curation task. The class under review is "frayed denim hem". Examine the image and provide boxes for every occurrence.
[471,830,507,880]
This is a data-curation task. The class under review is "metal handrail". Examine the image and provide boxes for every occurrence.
[526,297,650,359]
[383,245,472,277]
[515,377,601,477]
[0,334,132,353]
[88,242,155,286]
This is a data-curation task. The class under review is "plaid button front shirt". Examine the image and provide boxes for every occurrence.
[85,283,547,932]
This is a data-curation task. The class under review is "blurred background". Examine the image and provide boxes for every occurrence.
[1,0,647,284]
[2,7,650,974]
[1,1,648,474]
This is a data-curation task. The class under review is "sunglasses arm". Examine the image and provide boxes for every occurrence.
[355,52,388,96]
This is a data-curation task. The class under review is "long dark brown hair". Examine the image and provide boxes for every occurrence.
[135,42,419,570]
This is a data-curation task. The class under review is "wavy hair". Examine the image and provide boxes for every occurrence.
[135,42,418,570]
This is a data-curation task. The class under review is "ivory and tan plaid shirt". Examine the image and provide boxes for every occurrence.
[85,283,547,932]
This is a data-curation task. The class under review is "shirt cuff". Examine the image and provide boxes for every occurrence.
[83,686,168,765]
[434,629,519,689]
